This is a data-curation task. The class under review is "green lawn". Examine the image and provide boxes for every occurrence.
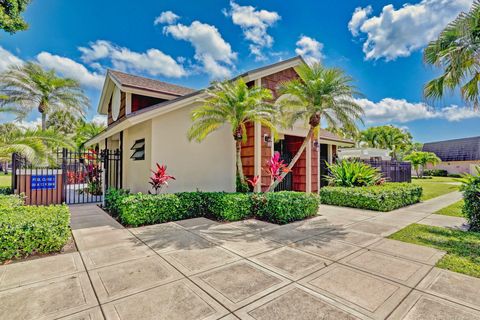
[0,173,11,187]
[389,224,480,278]
[435,200,465,217]
[412,177,460,200]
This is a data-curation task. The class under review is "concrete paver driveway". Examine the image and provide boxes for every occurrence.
[1,191,478,319]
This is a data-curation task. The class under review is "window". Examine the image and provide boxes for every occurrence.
[130,139,145,161]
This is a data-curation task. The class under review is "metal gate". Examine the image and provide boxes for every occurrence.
[11,148,121,205]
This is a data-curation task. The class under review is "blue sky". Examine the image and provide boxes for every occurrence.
[0,0,478,143]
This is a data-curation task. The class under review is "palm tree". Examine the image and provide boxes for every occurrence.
[404,151,441,178]
[0,62,90,131]
[268,63,363,191]
[46,110,82,135]
[424,1,480,108]
[359,125,412,160]
[187,78,275,186]
[0,125,74,165]
[74,119,106,150]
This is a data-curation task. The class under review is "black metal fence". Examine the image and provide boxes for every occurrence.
[11,148,122,205]
[362,160,412,183]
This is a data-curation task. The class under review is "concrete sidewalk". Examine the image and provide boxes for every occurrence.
[0,192,477,319]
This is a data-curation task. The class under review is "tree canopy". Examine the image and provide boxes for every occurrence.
[359,125,413,160]
[0,0,31,33]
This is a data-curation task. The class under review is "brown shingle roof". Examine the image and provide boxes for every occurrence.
[108,70,196,96]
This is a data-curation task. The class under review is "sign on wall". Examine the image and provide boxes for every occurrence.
[31,175,56,190]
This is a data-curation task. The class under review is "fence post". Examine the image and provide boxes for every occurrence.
[11,153,16,191]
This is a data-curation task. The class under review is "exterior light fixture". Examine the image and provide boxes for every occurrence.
[313,140,319,151]
[264,134,272,147]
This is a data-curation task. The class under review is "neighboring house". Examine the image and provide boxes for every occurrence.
[423,136,480,174]
[337,148,392,161]
[86,56,354,193]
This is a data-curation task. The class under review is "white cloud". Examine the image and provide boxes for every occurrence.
[154,11,180,25]
[357,97,480,123]
[0,46,23,72]
[164,21,236,78]
[36,52,104,89]
[349,0,473,60]
[91,115,107,126]
[348,6,372,36]
[295,36,324,64]
[79,40,186,78]
[224,1,280,60]
[17,117,42,130]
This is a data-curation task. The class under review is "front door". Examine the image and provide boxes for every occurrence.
[274,140,293,191]
[319,144,329,187]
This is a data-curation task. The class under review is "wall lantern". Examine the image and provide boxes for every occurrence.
[263,134,272,147]
[313,140,319,151]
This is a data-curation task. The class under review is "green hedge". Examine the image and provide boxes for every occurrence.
[320,183,423,212]
[0,195,70,263]
[424,169,448,177]
[255,191,320,224]
[0,186,12,195]
[106,189,320,227]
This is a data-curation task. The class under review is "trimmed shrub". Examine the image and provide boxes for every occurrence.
[118,193,185,227]
[424,169,448,177]
[460,170,480,231]
[104,188,130,217]
[0,186,12,195]
[320,183,423,212]
[0,195,70,262]
[256,191,320,224]
[205,192,253,221]
[111,190,321,226]
[448,173,462,178]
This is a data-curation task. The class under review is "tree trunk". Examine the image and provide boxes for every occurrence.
[236,139,244,182]
[267,126,315,192]
[41,112,46,131]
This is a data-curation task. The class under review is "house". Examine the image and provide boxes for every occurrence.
[337,148,392,161]
[423,136,480,174]
[86,56,354,194]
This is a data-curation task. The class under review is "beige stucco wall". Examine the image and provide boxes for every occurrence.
[122,120,152,193]
[148,103,236,193]
[426,160,480,174]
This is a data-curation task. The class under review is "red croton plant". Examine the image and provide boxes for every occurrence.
[149,163,175,194]
[247,152,290,191]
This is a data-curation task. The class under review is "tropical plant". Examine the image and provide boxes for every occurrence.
[0,125,74,165]
[149,163,175,194]
[324,159,383,187]
[424,1,480,108]
[0,0,31,33]
[268,63,363,191]
[187,78,275,190]
[359,125,413,159]
[265,151,290,190]
[459,167,480,231]
[0,62,89,131]
[404,151,441,178]
[46,110,81,135]
[74,119,106,150]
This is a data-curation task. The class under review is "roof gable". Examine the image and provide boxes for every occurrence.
[423,136,480,161]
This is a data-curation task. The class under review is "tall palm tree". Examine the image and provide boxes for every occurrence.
[46,110,82,135]
[268,63,363,191]
[0,62,90,131]
[424,1,480,108]
[187,78,275,185]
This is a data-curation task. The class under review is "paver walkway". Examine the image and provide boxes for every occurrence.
[1,191,478,320]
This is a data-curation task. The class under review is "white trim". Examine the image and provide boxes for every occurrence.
[126,92,132,115]
[306,136,312,193]
[242,58,303,83]
[328,144,333,163]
